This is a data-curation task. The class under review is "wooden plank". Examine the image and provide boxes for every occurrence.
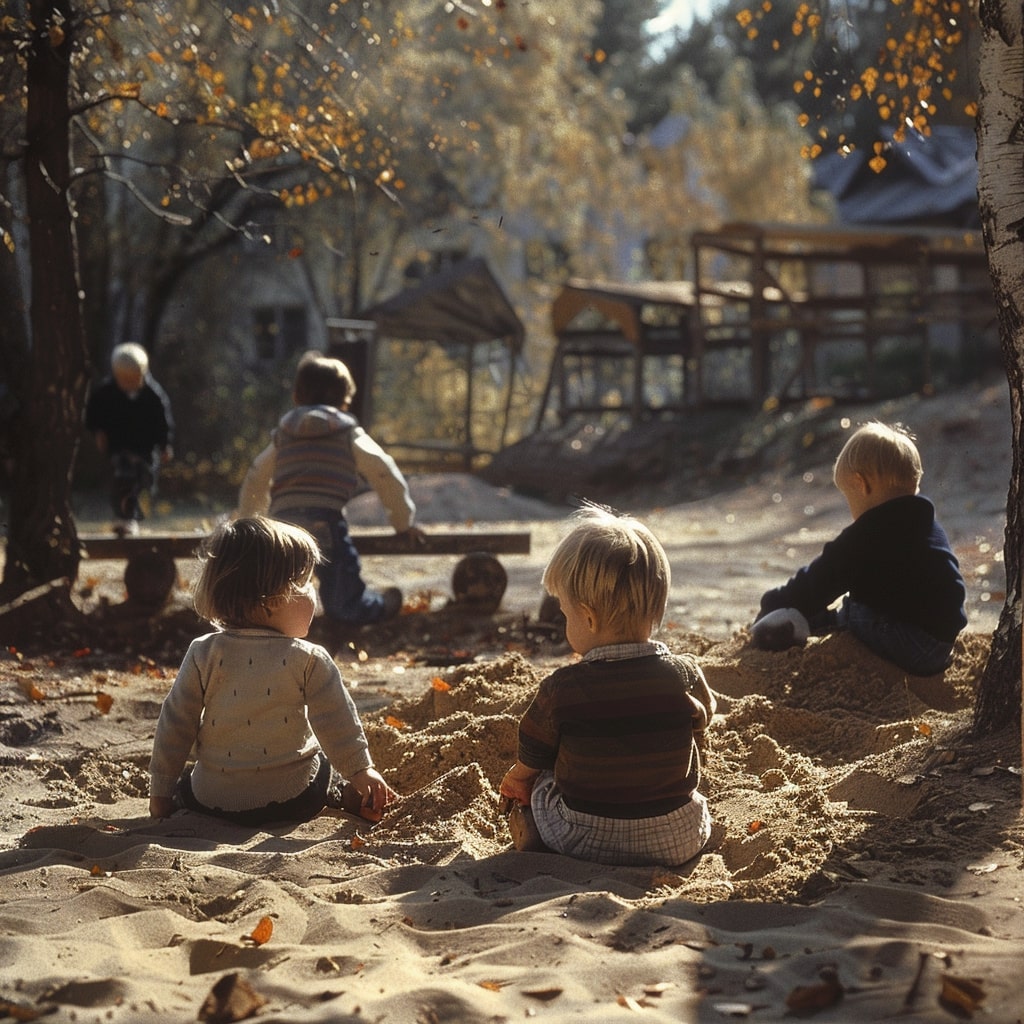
[77,530,531,560]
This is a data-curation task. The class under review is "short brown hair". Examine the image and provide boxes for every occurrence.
[193,516,320,628]
[292,350,356,408]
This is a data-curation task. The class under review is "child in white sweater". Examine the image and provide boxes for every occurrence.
[149,516,394,826]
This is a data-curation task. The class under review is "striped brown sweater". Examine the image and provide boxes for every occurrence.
[517,649,715,819]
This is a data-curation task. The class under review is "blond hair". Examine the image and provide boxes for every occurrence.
[542,502,670,637]
[833,421,923,492]
[111,342,149,377]
[193,516,320,628]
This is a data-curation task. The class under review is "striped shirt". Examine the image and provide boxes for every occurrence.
[517,643,715,819]
[269,405,362,514]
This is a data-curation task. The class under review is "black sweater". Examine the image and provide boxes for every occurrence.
[759,494,967,643]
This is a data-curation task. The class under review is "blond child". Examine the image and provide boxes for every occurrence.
[499,503,716,866]
[149,516,394,826]
[752,421,967,675]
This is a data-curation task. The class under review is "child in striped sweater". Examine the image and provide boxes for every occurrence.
[499,503,716,866]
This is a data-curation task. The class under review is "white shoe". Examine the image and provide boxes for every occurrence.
[751,608,810,650]
[113,519,140,537]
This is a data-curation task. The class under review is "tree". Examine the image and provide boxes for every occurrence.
[0,0,479,606]
[972,0,1023,735]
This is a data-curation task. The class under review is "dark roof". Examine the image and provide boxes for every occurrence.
[812,125,979,228]
[360,258,524,351]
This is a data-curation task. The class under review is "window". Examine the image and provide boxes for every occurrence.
[254,306,307,361]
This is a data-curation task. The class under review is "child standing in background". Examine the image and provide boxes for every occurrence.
[85,342,174,536]
[751,421,967,676]
[238,350,424,626]
[499,503,716,866]
[149,516,394,826]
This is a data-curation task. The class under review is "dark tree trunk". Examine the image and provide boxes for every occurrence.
[973,0,1022,737]
[2,0,89,599]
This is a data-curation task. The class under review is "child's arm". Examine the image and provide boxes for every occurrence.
[236,444,275,517]
[499,761,540,806]
[149,796,175,819]
[351,430,417,532]
[681,658,717,732]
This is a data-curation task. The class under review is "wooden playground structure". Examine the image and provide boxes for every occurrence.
[536,222,995,426]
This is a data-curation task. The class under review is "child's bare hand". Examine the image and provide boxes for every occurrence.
[349,767,395,819]
[396,526,427,551]
[149,796,174,819]
[499,762,539,807]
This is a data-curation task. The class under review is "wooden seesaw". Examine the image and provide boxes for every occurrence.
[77,529,532,609]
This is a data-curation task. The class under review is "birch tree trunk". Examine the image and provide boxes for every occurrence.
[974,0,1023,735]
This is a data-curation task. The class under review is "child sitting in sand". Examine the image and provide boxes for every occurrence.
[751,421,967,676]
[498,503,717,866]
[149,516,394,826]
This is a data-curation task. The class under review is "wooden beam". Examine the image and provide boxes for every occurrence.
[76,530,531,560]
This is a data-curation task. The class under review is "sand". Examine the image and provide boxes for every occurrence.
[0,377,1021,1022]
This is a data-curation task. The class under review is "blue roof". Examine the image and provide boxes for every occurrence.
[812,125,979,227]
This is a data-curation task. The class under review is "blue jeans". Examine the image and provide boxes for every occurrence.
[812,598,953,676]
[279,509,389,625]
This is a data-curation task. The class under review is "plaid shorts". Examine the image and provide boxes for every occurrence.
[530,771,711,867]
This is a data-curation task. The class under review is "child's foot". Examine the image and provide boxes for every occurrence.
[507,803,549,853]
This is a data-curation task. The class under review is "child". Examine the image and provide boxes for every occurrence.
[751,421,967,676]
[238,350,424,625]
[498,503,717,866]
[84,342,174,536]
[149,516,394,826]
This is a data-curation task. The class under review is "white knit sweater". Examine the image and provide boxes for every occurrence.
[150,629,373,812]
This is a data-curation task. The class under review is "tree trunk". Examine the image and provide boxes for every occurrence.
[973,0,1023,736]
[2,0,89,600]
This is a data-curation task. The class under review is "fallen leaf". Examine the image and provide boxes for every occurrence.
[643,982,674,996]
[94,692,114,714]
[965,862,1002,874]
[478,980,511,991]
[0,998,54,1021]
[350,835,365,849]
[939,975,986,1017]
[712,1003,758,1018]
[747,820,763,834]
[247,916,273,946]
[15,679,47,702]
[968,802,994,812]
[522,988,563,1001]
[617,993,646,1011]
[431,677,451,692]
[916,722,932,737]
[785,967,843,1014]
[197,972,267,1023]
[385,715,407,729]
[970,766,996,777]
